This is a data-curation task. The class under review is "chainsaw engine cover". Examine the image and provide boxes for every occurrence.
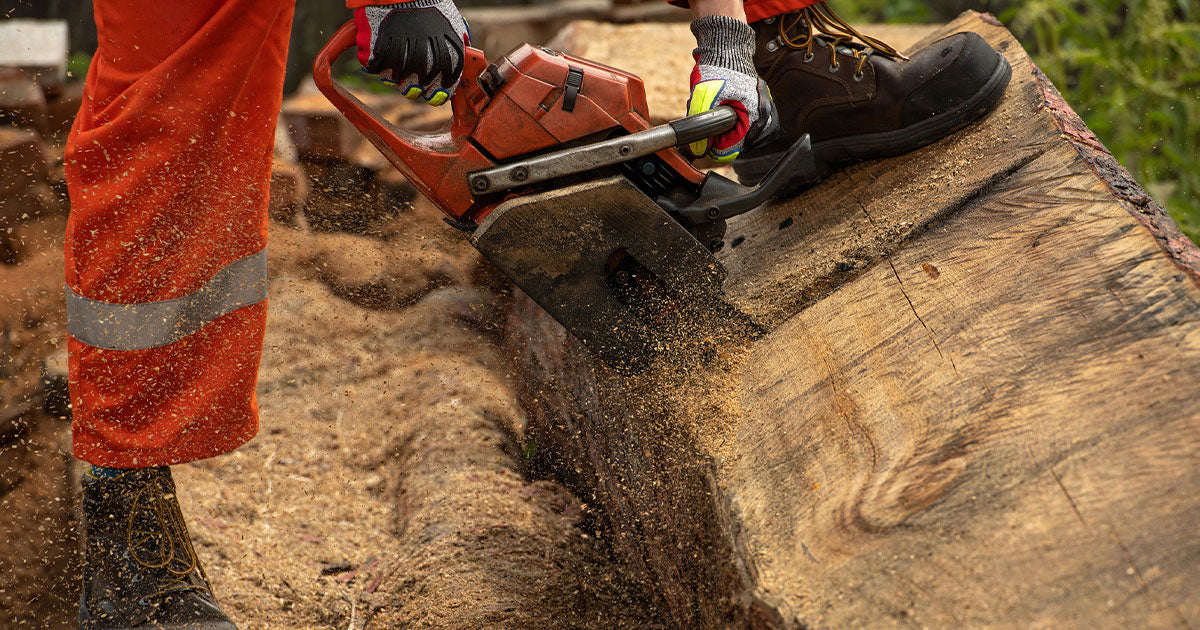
[473,45,653,161]
[471,176,757,370]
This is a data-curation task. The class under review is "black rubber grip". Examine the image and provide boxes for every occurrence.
[669,106,738,146]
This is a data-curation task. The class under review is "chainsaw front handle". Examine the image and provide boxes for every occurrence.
[467,107,738,195]
[313,21,493,220]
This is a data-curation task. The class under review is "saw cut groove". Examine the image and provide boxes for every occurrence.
[505,12,1200,629]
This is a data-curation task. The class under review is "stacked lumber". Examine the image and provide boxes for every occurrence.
[507,13,1200,628]
[0,81,66,265]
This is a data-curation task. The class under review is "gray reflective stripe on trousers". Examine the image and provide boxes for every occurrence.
[66,249,268,351]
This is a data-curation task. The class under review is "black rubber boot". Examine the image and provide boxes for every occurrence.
[79,467,237,630]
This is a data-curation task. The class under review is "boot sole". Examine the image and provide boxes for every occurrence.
[734,52,1013,190]
[80,592,238,630]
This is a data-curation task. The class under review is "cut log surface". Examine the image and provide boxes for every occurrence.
[507,13,1200,629]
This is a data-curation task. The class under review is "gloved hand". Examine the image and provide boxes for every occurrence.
[686,15,762,162]
[354,0,470,106]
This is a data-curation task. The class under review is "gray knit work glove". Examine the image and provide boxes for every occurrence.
[354,0,470,106]
[687,15,761,162]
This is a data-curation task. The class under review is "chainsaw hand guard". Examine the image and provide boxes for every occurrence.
[314,21,494,222]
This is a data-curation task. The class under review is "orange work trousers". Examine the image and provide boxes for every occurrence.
[66,0,296,467]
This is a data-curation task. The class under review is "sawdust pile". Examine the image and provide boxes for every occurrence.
[173,204,654,629]
[0,72,656,626]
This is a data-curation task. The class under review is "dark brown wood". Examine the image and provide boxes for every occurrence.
[0,75,49,135]
[0,127,49,197]
[505,12,1200,628]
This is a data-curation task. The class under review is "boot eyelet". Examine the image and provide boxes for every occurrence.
[829,63,839,73]
[853,71,864,81]
[764,16,776,24]
[766,40,779,52]
[803,52,814,63]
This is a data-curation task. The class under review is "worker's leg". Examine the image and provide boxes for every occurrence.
[66,0,295,626]
[66,0,295,467]
[732,0,1012,187]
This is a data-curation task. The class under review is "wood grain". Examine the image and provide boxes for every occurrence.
[503,12,1200,629]
[720,13,1055,328]
[730,141,1200,627]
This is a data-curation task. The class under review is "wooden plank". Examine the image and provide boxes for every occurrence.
[0,74,49,134]
[0,20,68,85]
[0,127,48,197]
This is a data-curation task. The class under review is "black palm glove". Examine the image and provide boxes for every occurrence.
[354,0,470,106]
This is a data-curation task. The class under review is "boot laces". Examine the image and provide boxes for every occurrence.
[779,2,907,75]
[126,476,212,600]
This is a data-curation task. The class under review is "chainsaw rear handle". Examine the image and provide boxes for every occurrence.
[668,106,738,147]
[313,21,492,218]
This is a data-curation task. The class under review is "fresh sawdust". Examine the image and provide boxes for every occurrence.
[1,189,657,627]
[175,212,656,628]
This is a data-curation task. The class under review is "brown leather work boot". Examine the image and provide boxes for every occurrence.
[79,467,237,630]
[734,2,1012,188]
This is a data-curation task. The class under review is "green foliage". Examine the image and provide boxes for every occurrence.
[835,0,1200,242]
[335,71,401,94]
[1006,0,1200,241]
[835,0,935,22]
[66,52,91,81]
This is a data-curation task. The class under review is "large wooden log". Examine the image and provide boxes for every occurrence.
[505,13,1200,629]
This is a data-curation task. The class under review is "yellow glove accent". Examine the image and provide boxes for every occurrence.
[710,148,740,163]
[404,86,423,99]
[426,89,450,106]
[687,79,725,158]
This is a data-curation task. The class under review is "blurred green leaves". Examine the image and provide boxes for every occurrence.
[1007,0,1200,241]
[66,52,91,81]
[839,0,1200,242]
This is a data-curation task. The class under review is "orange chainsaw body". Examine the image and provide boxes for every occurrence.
[311,23,805,369]
[313,23,704,227]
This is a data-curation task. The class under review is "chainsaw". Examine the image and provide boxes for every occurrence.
[314,23,813,370]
